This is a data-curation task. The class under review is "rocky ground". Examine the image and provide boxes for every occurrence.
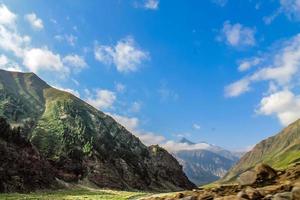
[141,163,300,200]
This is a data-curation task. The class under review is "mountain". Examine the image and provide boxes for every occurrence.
[172,138,240,185]
[179,137,196,145]
[222,119,300,183]
[0,69,196,191]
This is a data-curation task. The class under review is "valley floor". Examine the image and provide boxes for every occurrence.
[0,188,150,200]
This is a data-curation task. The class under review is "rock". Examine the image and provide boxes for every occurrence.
[292,187,300,199]
[175,193,185,198]
[244,187,264,199]
[238,164,277,186]
[239,170,257,185]
[255,164,277,182]
[179,196,196,200]
[272,192,292,200]
[237,191,249,199]
[215,195,243,200]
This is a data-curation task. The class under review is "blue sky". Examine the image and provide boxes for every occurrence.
[1,0,300,151]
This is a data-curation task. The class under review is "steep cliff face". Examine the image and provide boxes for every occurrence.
[0,69,196,191]
[222,119,300,182]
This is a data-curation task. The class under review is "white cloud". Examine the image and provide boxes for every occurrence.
[226,33,300,97]
[0,24,30,57]
[86,89,116,110]
[0,54,8,66]
[193,123,201,130]
[63,54,87,71]
[225,78,251,97]
[144,0,159,10]
[257,90,300,126]
[94,36,149,73]
[163,140,211,152]
[238,57,262,72]
[23,48,64,73]
[0,4,17,28]
[226,33,300,125]
[24,13,43,30]
[0,3,87,79]
[219,21,256,47]
[0,54,22,72]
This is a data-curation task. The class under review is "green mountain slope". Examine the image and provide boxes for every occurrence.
[222,119,300,182]
[0,69,196,191]
[0,70,49,124]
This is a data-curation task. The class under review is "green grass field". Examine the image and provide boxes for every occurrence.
[0,189,150,200]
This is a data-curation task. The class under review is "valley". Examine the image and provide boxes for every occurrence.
[0,70,300,199]
[1,1,300,199]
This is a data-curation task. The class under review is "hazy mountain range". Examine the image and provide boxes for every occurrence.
[171,138,242,185]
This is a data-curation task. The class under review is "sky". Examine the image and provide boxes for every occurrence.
[0,0,300,151]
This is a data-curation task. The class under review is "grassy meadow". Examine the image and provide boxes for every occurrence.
[0,188,151,200]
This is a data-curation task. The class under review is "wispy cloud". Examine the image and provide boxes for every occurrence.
[62,54,87,72]
[193,123,201,130]
[212,0,228,7]
[218,21,256,48]
[238,57,262,72]
[144,0,159,10]
[158,82,179,102]
[55,34,77,46]
[264,0,300,24]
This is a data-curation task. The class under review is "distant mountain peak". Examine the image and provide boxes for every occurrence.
[179,137,196,145]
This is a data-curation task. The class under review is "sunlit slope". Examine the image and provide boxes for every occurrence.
[222,119,300,182]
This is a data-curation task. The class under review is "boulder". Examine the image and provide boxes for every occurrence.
[244,187,263,199]
[292,187,300,199]
[272,192,292,200]
[238,164,277,186]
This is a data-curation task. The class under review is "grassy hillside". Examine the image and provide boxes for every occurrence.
[222,119,300,182]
